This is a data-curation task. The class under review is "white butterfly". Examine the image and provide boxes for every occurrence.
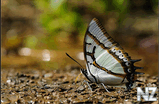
[66,18,143,92]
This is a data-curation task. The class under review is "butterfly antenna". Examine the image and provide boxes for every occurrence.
[66,53,84,69]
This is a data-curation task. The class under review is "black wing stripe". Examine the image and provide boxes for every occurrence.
[88,19,115,48]
[86,31,111,49]
[93,61,126,78]
[86,46,96,61]
[86,31,129,72]
[92,18,110,37]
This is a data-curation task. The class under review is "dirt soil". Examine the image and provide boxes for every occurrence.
[1,67,158,104]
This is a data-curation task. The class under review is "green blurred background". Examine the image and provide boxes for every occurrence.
[1,0,158,75]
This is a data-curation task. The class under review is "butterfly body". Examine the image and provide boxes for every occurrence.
[81,18,143,90]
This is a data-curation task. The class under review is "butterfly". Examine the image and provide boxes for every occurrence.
[66,18,143,92]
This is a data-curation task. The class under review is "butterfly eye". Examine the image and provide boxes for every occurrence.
[118,50,121,53]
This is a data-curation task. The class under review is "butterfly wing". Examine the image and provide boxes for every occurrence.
[83,18,137,86]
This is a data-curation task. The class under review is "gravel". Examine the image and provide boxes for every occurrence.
[1,68,158,104]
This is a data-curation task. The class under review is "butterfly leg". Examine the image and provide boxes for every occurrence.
[82,80,92,91]
[101,83,110,93]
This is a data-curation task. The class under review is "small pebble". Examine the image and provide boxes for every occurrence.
[44,73,53,78]
[37,95,42,98]
[76,86,85,92]
[1,98,11,104]
[8,95,18,102]
[44,96,52,100]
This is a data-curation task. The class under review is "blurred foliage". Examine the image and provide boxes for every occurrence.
[34,0,85,49]
[25,36,38,49]
[32,0,158,49]
[2,0,158,50]
[33,0,129,49]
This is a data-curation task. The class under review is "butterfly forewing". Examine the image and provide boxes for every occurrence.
[84,18,132,79]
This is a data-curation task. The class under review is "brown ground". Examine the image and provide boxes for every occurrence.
[1,67,158,104]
